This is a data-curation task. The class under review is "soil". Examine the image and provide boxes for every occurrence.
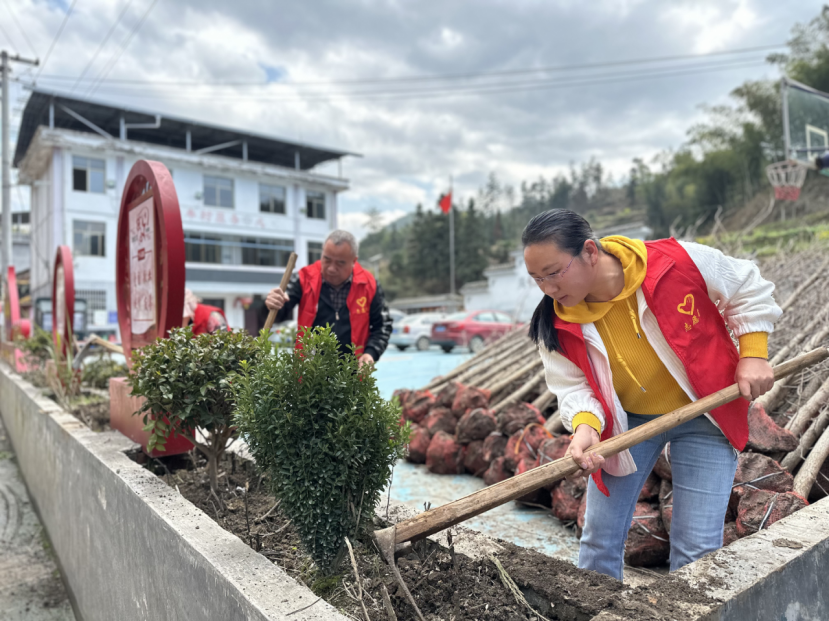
[140,450,720,621]
[70,396,111,432]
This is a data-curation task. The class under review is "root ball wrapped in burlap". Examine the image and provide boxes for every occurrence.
[452,385,492,418]
[497,402,545,436]
[483,456,513,485]
[746,402,798,453]
[624,502,671,567]
[406,424,432,464]
[426,431,465,475]
[456,408,497,444]
[735,489,808,537]
[423,406,458,436]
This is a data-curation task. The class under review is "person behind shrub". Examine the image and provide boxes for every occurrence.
[182,289,228,334]
[263,230,393,368]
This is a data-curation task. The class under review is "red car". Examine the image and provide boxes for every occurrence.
[430,310,514,353]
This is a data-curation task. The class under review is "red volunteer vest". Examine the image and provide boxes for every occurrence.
[554,238,748,495]
[296,261,377,356]
[191,304,228,335]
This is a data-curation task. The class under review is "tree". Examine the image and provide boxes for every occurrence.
[234,327,408,572]
[129,327,258,494]
[363,206,385,235]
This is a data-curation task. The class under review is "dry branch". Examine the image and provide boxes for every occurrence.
[770,306,829,365]
[532,389,556,413]
[483,358,543,395]
[780,255,829,312]
[793,424,829,498]
[424,327,522,390]
[785,375,829,437]
[782,404,829,472]
[491,368,546,413]
[451,337,529,387]
[466,341,535,388]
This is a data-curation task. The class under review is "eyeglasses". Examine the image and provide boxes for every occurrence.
[532,255,576,285]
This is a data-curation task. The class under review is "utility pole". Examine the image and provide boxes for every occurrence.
[1,50,39,291]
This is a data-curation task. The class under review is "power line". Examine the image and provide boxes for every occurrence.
[0,16,19,53]
[74,56,771,103]
[86,0,160,97]
[71,0,137,93]
[35,42,786,89]
[2,0,39,58]
[34,0,79,81]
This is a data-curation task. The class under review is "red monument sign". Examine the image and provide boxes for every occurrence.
[3,266,20,342]
[116,160,186,364]
[52,245,75,356]
[111,160,192,456]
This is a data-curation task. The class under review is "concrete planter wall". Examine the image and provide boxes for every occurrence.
[3,361,829,621]
[0,364,347,621]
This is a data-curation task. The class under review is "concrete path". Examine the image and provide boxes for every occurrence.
[373,344,582,562]
[0,417,76,621]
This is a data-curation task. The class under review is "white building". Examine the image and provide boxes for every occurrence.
[461,249,542,323]
[461,221,653,323]
[14,90,356,333]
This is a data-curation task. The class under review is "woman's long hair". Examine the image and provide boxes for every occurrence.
[522,210,601,352]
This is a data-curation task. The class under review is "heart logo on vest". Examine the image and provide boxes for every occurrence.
[356,296,367,313]
[677,294,695,315]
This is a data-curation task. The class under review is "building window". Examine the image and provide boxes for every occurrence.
[74,221,106,256]
[306,191,326,220]
[201,298,225,311]
[259,183,286,214]
[185,233,222,263]
[76,289,106,327]
[308,241,323,265]
[204,175,234,208]
[72,156,105,193]
[241,238,294,267]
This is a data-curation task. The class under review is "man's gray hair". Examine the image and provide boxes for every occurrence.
[325,229,359,256]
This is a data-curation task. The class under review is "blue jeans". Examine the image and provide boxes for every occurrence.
[578,413,738,581]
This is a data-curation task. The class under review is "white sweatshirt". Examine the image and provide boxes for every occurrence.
[537,241,782,477]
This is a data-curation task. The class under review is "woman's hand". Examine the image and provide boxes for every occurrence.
[567,424,605,480]
[735,357,775,401]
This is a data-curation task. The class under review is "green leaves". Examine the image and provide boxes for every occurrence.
[233,326,409,573]
[128,326,259,468]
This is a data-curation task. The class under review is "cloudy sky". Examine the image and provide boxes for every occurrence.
[2,0,824,238]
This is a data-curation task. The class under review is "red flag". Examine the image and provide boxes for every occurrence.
[439,191,452,214]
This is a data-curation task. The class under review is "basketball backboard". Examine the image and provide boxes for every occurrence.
[784,77,829,174]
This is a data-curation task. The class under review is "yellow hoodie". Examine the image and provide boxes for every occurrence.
[556,236,768,436]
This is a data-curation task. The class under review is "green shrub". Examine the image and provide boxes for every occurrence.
[129,327,258,493]
[82,356,127,389]
[234,326,409,573]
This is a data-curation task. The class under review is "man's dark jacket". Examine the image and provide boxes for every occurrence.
[257,273,393,361]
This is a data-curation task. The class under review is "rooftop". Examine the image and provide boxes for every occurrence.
[14,90,360,170]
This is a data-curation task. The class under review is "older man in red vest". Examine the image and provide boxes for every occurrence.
[264,230,393,367]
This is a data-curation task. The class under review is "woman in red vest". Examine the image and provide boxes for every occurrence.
[523,210,781,580]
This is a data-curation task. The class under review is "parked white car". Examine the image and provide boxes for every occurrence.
[390,312,447,351]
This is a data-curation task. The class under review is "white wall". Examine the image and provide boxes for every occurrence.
[462,251,544,323]
[28,137,344,331]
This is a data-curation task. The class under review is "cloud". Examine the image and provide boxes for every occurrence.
[337,208,408,242]
[6,0,824,224]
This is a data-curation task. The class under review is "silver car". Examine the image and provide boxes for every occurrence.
[390,312,447,351]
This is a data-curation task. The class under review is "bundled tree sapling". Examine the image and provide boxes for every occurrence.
[129,327,258,493]
[234,326,409,573]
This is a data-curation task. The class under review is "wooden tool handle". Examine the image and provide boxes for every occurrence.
[89,334,124,355]
[390,347,829,545]
[262,252,298,334]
